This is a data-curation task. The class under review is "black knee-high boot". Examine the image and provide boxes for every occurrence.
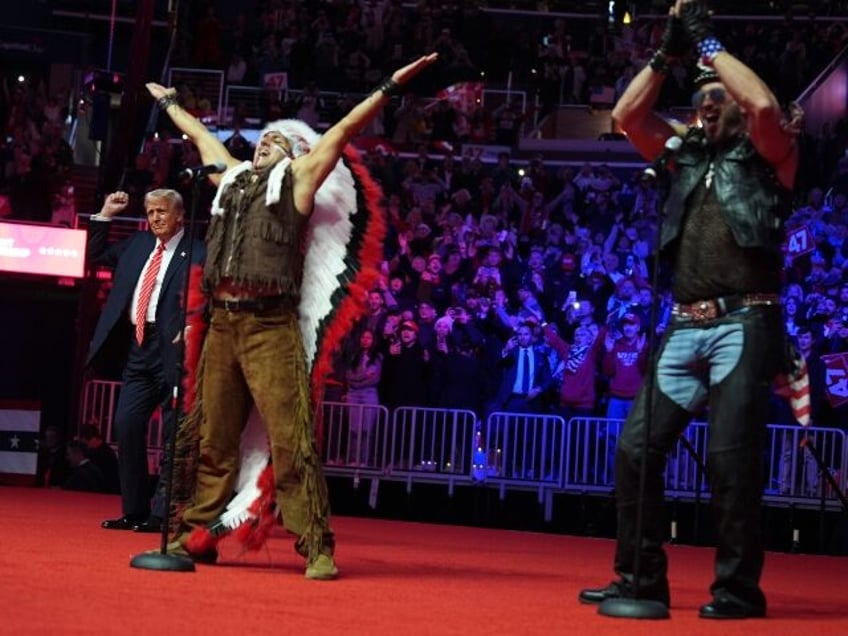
[706,448,767,612]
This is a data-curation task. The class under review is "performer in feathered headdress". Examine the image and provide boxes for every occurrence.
[144,53,438,580]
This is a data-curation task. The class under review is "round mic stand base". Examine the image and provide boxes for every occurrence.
[129,551,196,572]
[598,597,670,619]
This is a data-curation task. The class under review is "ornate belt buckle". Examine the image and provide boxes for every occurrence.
[692,300,717,322]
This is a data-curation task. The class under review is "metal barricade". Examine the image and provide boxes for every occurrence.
[563,417,710,495]
[80,377,848,513]
[562,416,621,492]
[483,412,567,487]
[665,422,710,495]
[320,400,391,472]
[80,379,165,473]
[389,407,478,480]
[563,417,847,509]
[765,424,847,502]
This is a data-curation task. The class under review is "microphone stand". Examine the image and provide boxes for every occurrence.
[599,167,672,619]
[130,176,204,572]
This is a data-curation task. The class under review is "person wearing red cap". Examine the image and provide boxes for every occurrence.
[599,314,649,483]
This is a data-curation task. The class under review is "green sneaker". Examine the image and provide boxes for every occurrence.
[305,553,338,580]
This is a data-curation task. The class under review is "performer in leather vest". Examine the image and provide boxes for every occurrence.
[579,1,797,618]
[145,53,437,579]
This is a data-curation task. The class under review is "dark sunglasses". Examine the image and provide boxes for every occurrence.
[691,87,727,108]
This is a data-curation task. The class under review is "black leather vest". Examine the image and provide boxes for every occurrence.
[659,131,792,257]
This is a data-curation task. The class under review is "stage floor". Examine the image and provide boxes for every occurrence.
[1,487,846,635]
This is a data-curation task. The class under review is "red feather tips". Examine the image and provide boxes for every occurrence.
[232,465,277,552]
[186,526,218,555]
[182,265,208,412]
[310,145,387,449]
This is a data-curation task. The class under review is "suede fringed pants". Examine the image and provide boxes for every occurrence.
[180,306,334,559]
[613,305,784,610]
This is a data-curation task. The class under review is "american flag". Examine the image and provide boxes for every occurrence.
[773,352,811,427]
[436,81,484,113]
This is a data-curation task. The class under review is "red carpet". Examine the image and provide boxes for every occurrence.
[1,487,846,635]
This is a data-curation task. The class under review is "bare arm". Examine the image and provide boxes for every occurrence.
[291,54,438,213]
[676,0,797,187]
[144,83,239,184]
[710,51,797,187]
[611,63,679,163]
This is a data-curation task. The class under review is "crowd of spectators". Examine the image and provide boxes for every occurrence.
[170,1,847,141]
[0,77,75,225]
[4,3,848,489]
[306,124,848,439]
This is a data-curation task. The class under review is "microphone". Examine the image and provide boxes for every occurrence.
[178,162,227,181]
[642,136,683,181]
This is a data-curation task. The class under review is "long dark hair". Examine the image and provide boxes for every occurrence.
[356,329,380,367]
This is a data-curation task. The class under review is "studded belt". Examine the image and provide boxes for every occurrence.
[672,293,781,323]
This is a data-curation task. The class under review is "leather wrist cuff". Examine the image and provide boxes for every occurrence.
[157,95,178,110]
[374,77,401,98]
[649,51,670,74]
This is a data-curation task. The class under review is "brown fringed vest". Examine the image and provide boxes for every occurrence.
[203,168,307,297]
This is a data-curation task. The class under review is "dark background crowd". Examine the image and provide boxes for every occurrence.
[2,1,848,491]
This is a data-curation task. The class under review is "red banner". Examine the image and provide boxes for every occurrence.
[822,353,848,407]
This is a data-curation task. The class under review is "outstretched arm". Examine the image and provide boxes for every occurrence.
[145,82,239,184]
[291,54,438,212]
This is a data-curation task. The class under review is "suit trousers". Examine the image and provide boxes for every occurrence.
[180,307,334,558]
[114,326,173,518]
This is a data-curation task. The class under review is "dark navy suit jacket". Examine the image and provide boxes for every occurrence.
[496,345,554,408]
[86,219,206,384]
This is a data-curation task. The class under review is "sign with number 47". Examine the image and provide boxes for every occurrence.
[784,225,815,259]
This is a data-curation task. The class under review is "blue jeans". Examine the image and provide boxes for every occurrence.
[613,305,785,607]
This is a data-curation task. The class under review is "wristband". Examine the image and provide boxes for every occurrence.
[697,36,725,66]
[157,94,179,110]
[649,51,670,74]
[373,77,401,98]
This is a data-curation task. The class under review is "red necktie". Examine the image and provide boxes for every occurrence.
[135,243,165,344]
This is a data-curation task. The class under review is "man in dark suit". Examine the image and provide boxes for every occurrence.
[495,322,553,415]
[87,189,205,532]
[491,322,556,479]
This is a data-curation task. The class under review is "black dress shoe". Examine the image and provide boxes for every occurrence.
[102,515,144,530]
[699,597,766,619]
[132,517,162,533]
[579,581,627,605]
[579,580,670,607]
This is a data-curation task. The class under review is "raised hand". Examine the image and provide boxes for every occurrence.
[99,191,129,218]
[678,0,714,43]
[391,53,439,86]
[145,82,176,101]
[658,10,690,58]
